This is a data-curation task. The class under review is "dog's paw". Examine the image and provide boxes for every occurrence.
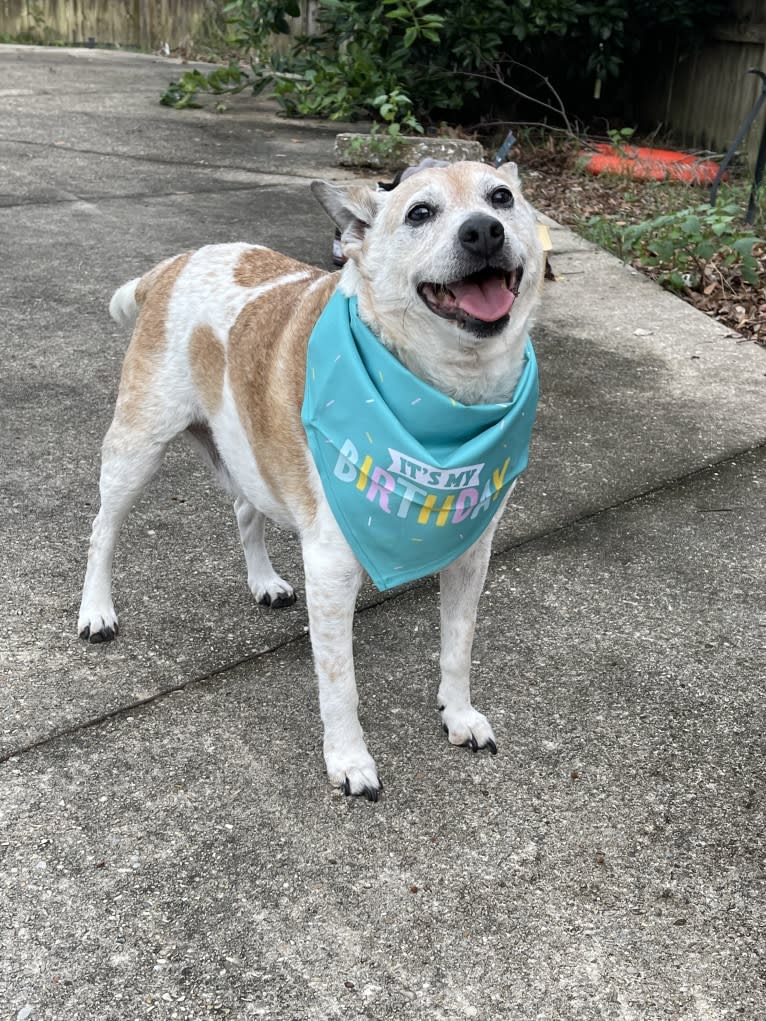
[78,607,119,644]
[439,704,497,754]
[249,574,297,609]
[325,746,382,801]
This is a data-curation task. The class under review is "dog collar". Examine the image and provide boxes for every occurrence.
[301,289,539,590]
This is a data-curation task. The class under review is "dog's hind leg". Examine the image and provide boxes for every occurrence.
[79,251,195,642]
[183,424,297,609]
[78,421,170,643]
[233,496,297,608]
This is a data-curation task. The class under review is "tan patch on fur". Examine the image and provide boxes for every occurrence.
[190,324,225,416]
[234,248,317,289]
[445,161,485,204]
[115,253,191,428]
[228,272,339,525]
[134,253,187,307]
[382,161,496,234]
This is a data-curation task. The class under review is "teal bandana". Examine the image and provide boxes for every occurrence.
[301,289,539,591]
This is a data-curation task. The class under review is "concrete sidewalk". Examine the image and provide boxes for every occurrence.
[1,45,765,1021]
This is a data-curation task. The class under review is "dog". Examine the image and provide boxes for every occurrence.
[78,160,544,800]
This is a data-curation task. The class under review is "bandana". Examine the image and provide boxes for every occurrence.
[301,290,539,591]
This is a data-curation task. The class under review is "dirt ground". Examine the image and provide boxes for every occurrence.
[518,140,766,347]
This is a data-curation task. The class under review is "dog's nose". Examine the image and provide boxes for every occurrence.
[458,213,505,259]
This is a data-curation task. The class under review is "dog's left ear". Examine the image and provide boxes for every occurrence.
[496,161,521,188]
[311,181,382,256]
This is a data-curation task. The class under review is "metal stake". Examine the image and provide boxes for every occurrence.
[710,68,766,223]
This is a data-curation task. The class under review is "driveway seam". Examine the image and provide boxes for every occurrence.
[0,179,332,211]
[0,134,342,178]
[3,439,764,767]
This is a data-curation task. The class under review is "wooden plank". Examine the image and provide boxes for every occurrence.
[0,0,213,47]
[712,25,766,46]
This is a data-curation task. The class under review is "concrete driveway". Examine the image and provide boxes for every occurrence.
[1,45,765,1021]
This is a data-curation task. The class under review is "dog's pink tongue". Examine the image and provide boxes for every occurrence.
[450,277,514,322]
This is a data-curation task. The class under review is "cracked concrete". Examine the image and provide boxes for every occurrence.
[1,44,765,1021]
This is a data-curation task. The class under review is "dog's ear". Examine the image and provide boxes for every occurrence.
[496,161,521,188]
[311,181,382,254]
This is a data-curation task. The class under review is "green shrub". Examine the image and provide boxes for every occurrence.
[161,0,727,129]
[273,0,445,123]
[584,202,762,292]
[276,0,727,125]
[161,0,298,109]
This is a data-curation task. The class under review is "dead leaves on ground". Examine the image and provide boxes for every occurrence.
[521,147,766,346]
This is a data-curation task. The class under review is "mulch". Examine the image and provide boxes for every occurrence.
[517,143,766,347]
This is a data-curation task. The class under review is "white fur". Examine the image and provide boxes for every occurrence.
[79,162,543,799]
[108,277,141,328]
[324,161,542,404]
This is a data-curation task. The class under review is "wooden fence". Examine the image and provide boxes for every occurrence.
[643,0,766,164]
[0,0,213,49]
[2,0,765,162]
[0,0,320,50]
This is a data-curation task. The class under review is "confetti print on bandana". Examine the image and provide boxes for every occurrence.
[302,294,538,592]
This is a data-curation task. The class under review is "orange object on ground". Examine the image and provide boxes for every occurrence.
[583,143,722,184]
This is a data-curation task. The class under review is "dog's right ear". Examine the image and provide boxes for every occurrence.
[497,161,521,188]
[311,181,382,255]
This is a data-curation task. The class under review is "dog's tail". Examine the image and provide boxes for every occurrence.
[108,277,141,329]
[109,255,185,329]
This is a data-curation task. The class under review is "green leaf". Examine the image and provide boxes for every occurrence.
[650,239,675,263]
[732,236,758,257]
[710,219,733,236]
[680,216,701,236]
[694,241,715,260]
[667,271,687,291]
[741,262,760,286]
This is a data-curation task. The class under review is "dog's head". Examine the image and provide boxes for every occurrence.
[312,161,543,397]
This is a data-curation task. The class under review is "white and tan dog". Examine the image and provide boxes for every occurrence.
[78,160,544,799]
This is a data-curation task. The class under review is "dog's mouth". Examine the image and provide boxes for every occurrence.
[417,265,523,333]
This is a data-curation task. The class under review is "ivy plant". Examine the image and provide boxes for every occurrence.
[584,202,762,293]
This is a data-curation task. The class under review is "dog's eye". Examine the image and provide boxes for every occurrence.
[490,187,514,209]
[406,204,434,225]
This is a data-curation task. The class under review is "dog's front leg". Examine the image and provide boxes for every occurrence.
[438,526,499,753]
[302,523,381,800]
